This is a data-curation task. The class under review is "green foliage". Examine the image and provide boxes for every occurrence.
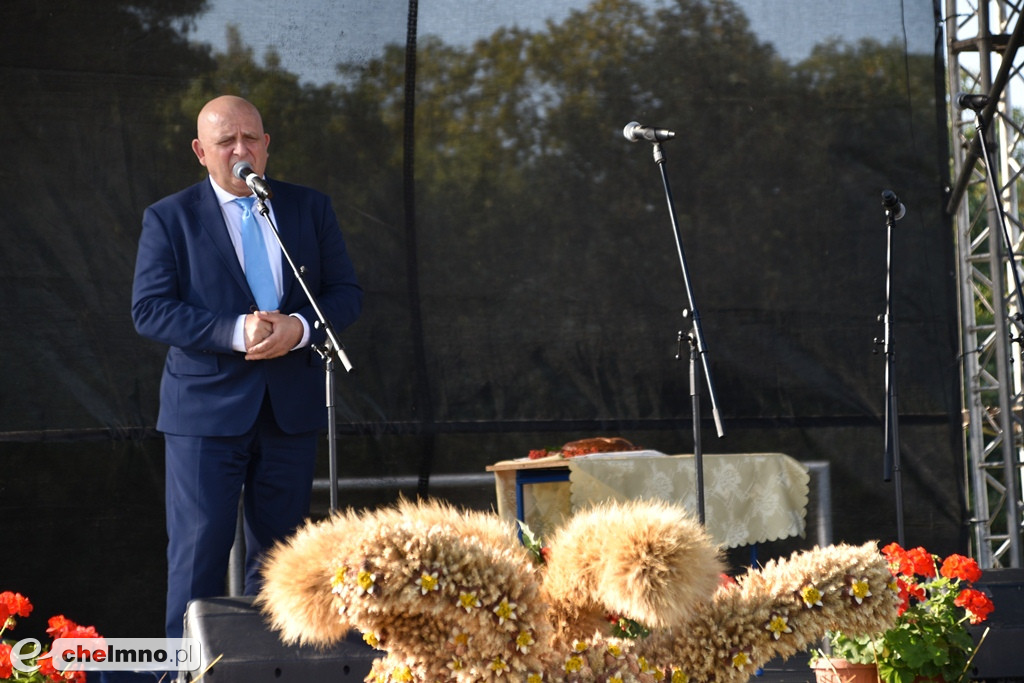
[812,545,993,683]
[609,616,651,640]
[822,588,974,679]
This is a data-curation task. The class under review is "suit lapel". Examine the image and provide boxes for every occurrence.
[190,181,251,298]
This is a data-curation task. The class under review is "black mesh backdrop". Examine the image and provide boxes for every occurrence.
[0,0,962,639]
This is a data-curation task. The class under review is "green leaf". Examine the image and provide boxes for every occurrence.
[878,660,914,683]
[610,616,650,640]
[516,520,545,564]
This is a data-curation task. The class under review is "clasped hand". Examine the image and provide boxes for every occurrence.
[243,310,302,360]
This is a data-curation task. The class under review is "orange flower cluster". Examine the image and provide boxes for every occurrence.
[881,542,994,624]
[954,587,995,624]
[941,553,983,584]
[0,591,100,683]
[44,615,100,642]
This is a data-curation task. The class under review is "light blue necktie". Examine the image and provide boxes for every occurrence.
[234,197,279,311]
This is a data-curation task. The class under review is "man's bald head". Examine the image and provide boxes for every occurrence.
[191,95,270,197]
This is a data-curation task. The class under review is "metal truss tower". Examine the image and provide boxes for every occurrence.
[945,0,1024,568]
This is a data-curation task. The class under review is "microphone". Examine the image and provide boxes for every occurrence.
[623,121,676,143]
[232,161,273,200]
[956,92,990,111]
[881,190,906,221]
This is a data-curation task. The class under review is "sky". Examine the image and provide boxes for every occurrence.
[187,0,937,86]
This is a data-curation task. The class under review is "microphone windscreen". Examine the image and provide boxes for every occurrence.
[232,160,254,179]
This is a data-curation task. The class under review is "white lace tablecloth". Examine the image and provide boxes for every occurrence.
[488,452,809,548]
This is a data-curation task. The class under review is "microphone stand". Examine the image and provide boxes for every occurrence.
[644,140,726,524]
[255,197,352,512]
[876,192,905,547]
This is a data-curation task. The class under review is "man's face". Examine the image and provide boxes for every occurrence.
[191,98,270,197]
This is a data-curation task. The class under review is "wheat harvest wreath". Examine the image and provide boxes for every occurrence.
[257,498,908,682]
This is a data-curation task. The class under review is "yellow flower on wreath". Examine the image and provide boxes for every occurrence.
[490,656,510,674]
[731,650,751,670]
[638,655,659,675]
[417,570,440,595]
[766,613,792,639]
[448,630,470,649]
[356,570,376,596]
[493,597,517,624]
[515,629,535,654]
[458,591,481,611]
[847,576,872,604]
[330,566,347,591]
[671,669,690,683]
[800,584,823,608]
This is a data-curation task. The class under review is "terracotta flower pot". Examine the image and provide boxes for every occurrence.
[812,658,880,683]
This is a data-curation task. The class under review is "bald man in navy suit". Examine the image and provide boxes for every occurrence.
[131,95,362,639]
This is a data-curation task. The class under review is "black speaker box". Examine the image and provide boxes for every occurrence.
[969,568,1024,681]
[180,596,376,682]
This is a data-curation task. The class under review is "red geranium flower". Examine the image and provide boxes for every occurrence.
[46,615,76,639]
[955,588,995,624]
[46,614,103,660]
[0,642,14,679]
[941,553,983,583]
[0,592,100,683]
[827,543,996,683]
[882,542,913,576]
[905,546,936,578]
[37,644,87,683]
[0,590,33,627]
[62,623,100,640]
[37,654,65,682]
[891,577,909,613]
[880,542,903,561]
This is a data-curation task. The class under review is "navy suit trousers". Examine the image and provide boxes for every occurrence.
[163,395,317,639]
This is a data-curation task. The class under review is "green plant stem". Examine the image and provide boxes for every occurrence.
[955,626,989,683]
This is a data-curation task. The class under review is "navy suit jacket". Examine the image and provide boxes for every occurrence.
[131,177,362,437]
